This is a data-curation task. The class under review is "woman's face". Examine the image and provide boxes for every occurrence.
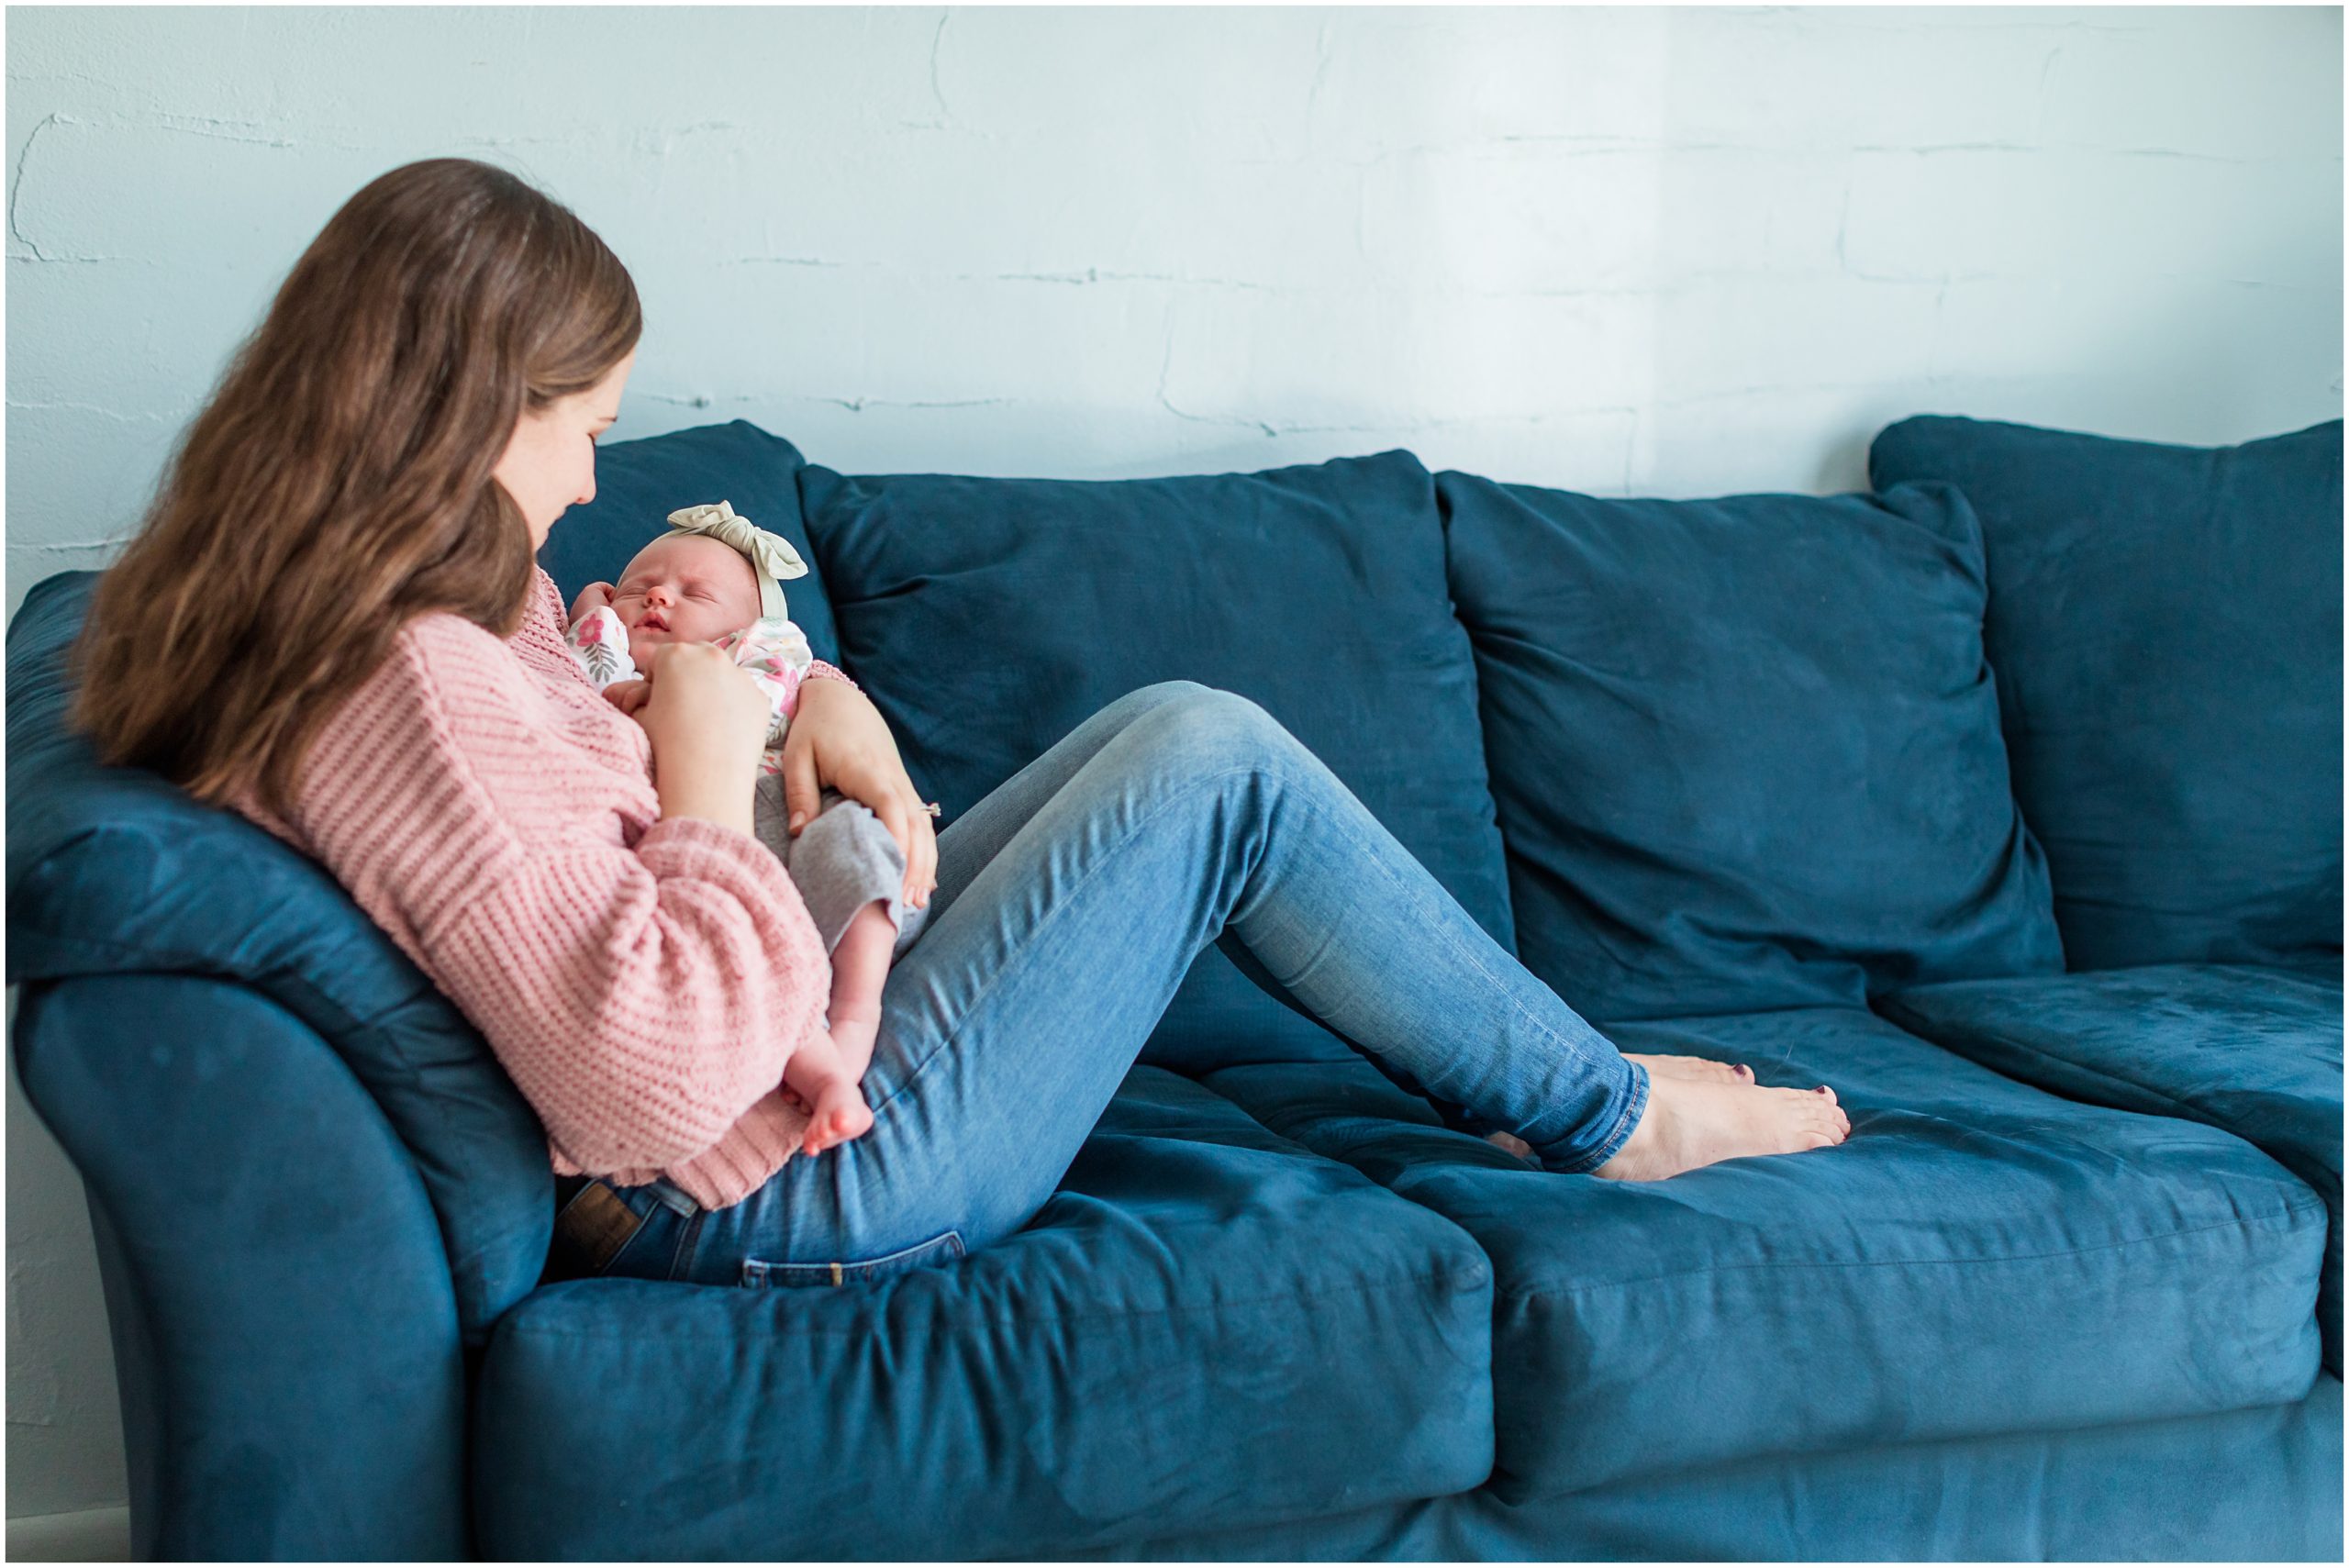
[493,348,636,550]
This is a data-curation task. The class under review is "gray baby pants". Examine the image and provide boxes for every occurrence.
[751,778,929,961]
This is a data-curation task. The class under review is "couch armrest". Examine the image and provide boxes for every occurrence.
[14,974,470,1560]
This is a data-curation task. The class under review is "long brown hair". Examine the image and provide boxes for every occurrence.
[69,157,640,819]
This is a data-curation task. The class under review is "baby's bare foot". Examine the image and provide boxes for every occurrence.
[1594,1076,1850,1182]
[1623,1051,1754,1085]
[801,1080,874,1157]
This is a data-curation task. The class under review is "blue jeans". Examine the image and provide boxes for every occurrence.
[574,681,1648,1289]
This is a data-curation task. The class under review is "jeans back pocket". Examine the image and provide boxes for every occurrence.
[739,1229,965,1289]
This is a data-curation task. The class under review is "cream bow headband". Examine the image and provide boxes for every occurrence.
[663,499,808,621]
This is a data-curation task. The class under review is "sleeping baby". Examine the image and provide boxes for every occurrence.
[564,500,930,1157]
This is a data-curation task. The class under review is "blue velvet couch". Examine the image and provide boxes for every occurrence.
[9,411,2342,1560]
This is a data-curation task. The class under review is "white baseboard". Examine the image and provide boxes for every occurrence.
[6,1506,133,1562]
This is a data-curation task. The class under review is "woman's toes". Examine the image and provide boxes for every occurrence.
[1627,1052,1748,1084]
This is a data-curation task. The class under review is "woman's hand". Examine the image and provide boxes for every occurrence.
[780,677,940,910]
[603,678,652,719]
[635,642,773,838]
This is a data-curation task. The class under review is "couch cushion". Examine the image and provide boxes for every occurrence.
[5,570,552,1346]
[534,417,843,662]
[1439,472,2062,1022]
[1876,962,2343,1373]
[1095,1376,2345,1562]
[472,1067,1495,1560]
[1870,416,2344,971]
[798,450,1514,1073]
[1202,1007,2323,1501]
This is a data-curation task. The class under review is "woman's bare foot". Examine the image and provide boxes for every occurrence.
[801,1079,874,1157]
[1624,1051,1754,1085]
[1593,1077,1850,1181]
[1486,1056,1752,1161]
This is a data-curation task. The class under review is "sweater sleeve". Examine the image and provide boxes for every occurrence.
[295,616,834,1173]
[804,658,857,692]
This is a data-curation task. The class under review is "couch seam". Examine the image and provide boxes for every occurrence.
[1497,1199,2326,1302]
[1288,773,1650,1170]
[499,1264,1491,1343]
[1876,1002,2334,1146]
[11,917,449,1039]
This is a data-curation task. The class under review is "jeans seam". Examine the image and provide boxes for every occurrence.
[1548,1059,1650,1175]
[861,761,1271,1126]
[1302,781,1644,1168]
[871,747,1637,1173]
[743,1228,966,1284]
[924,683,1201,923]
[669,1208,707,1283]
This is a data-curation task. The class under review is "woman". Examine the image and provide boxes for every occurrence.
[71,160,1846,1288]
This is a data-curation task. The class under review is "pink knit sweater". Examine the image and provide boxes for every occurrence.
[232,565,857,1208]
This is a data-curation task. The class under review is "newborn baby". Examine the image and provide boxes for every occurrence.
[564,500,929,1157]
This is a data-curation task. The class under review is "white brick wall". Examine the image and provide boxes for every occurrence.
[5,3,2341,1521]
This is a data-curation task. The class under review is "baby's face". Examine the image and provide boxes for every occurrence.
[608,533,764,667]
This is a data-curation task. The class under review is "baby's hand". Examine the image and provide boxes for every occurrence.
[603,678,653,719]
[568,581,618,623]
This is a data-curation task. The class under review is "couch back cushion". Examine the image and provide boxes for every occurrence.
[535,418,841,662]
[1870,416,2343,971]
[5,572,553,1344]
[1441,473,2062,1022]
[797,449,1515,1072]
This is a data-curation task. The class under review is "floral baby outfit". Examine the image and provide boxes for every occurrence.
[561,500,929,962]
[566,605,812,779]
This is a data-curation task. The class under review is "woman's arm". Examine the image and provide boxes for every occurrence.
[287,617,831,1173]
[775,673,941,910]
